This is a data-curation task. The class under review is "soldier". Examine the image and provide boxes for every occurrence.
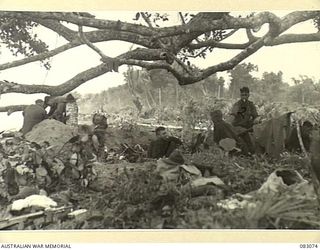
[230,87,258,154]
[147,127,182,159]
[208,110,249,155]
[92,112,108,162]
[21,99,47,135]
[44,95,67,123]
[286,121,314,152]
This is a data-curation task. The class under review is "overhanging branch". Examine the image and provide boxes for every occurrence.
[188,40,254,50]
[0,10,318,106]
[267,33,320,46]
[0,63,111,95]
[0,11,155,37]
[0,105,27,115]
[0,42,78,71]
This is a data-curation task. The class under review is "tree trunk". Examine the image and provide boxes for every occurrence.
[158,88,162,107]
[175,84,179,106]
[145,92,152,109]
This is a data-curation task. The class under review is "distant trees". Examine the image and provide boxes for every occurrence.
[77,62,320,115]
[258,71,288,101]
[287,76,320,104]
[228,62,258,98]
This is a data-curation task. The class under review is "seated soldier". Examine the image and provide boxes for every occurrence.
[230,87,258,154]
[147,126,182,159]
[208,110,249,155]
[285,120,313,152]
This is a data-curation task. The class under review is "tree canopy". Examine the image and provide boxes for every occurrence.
[0,10,320,113]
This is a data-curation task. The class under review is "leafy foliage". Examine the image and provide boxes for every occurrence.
[132,12,169,27]
[313,14,320,31]
[0,18,50,68]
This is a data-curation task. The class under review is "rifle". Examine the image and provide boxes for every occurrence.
[0,205,73,230]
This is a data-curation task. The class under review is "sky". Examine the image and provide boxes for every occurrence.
[0,10,319,130]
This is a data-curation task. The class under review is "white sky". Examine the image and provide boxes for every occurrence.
[0,10,319,130]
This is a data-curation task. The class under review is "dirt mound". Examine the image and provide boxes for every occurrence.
[105,127,153,149]
[25,119,75,154]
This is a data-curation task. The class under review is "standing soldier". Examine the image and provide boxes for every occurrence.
[92,112,108,162]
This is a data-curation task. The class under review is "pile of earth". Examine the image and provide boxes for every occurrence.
[25,119,75,155]
[104,126,154,150]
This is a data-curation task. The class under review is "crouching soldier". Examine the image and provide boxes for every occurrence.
[147,127,182,159]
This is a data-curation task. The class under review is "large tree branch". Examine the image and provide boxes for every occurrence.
[169,34,269,85]
[0,47,175,96]
[188,40,254,50]
[0,105,27,115]
[139,12,193,75]
[35,19,77,42]
[0,11,155,37]
[122,59,183,82]
[280,11,320,31]
[188,32,320,50]
[37,17,155,48]
[84,29,155,47]
[267,33,320,46]
[0,29,156,72]
[78,25,113,61]
[119,48,169,61]
[155,12,283,38]
[0,63,111,95]
[0,42,78,71]
[0,10,319,108]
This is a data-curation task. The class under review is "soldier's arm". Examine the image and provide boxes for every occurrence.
[230,102,239,116]
[92,134,100,152]
[251,103,258,120]
[147,141,155,158]
[168,136,182,145]
[54,103,66,115]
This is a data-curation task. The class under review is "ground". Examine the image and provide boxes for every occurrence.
[0,123,319,230]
